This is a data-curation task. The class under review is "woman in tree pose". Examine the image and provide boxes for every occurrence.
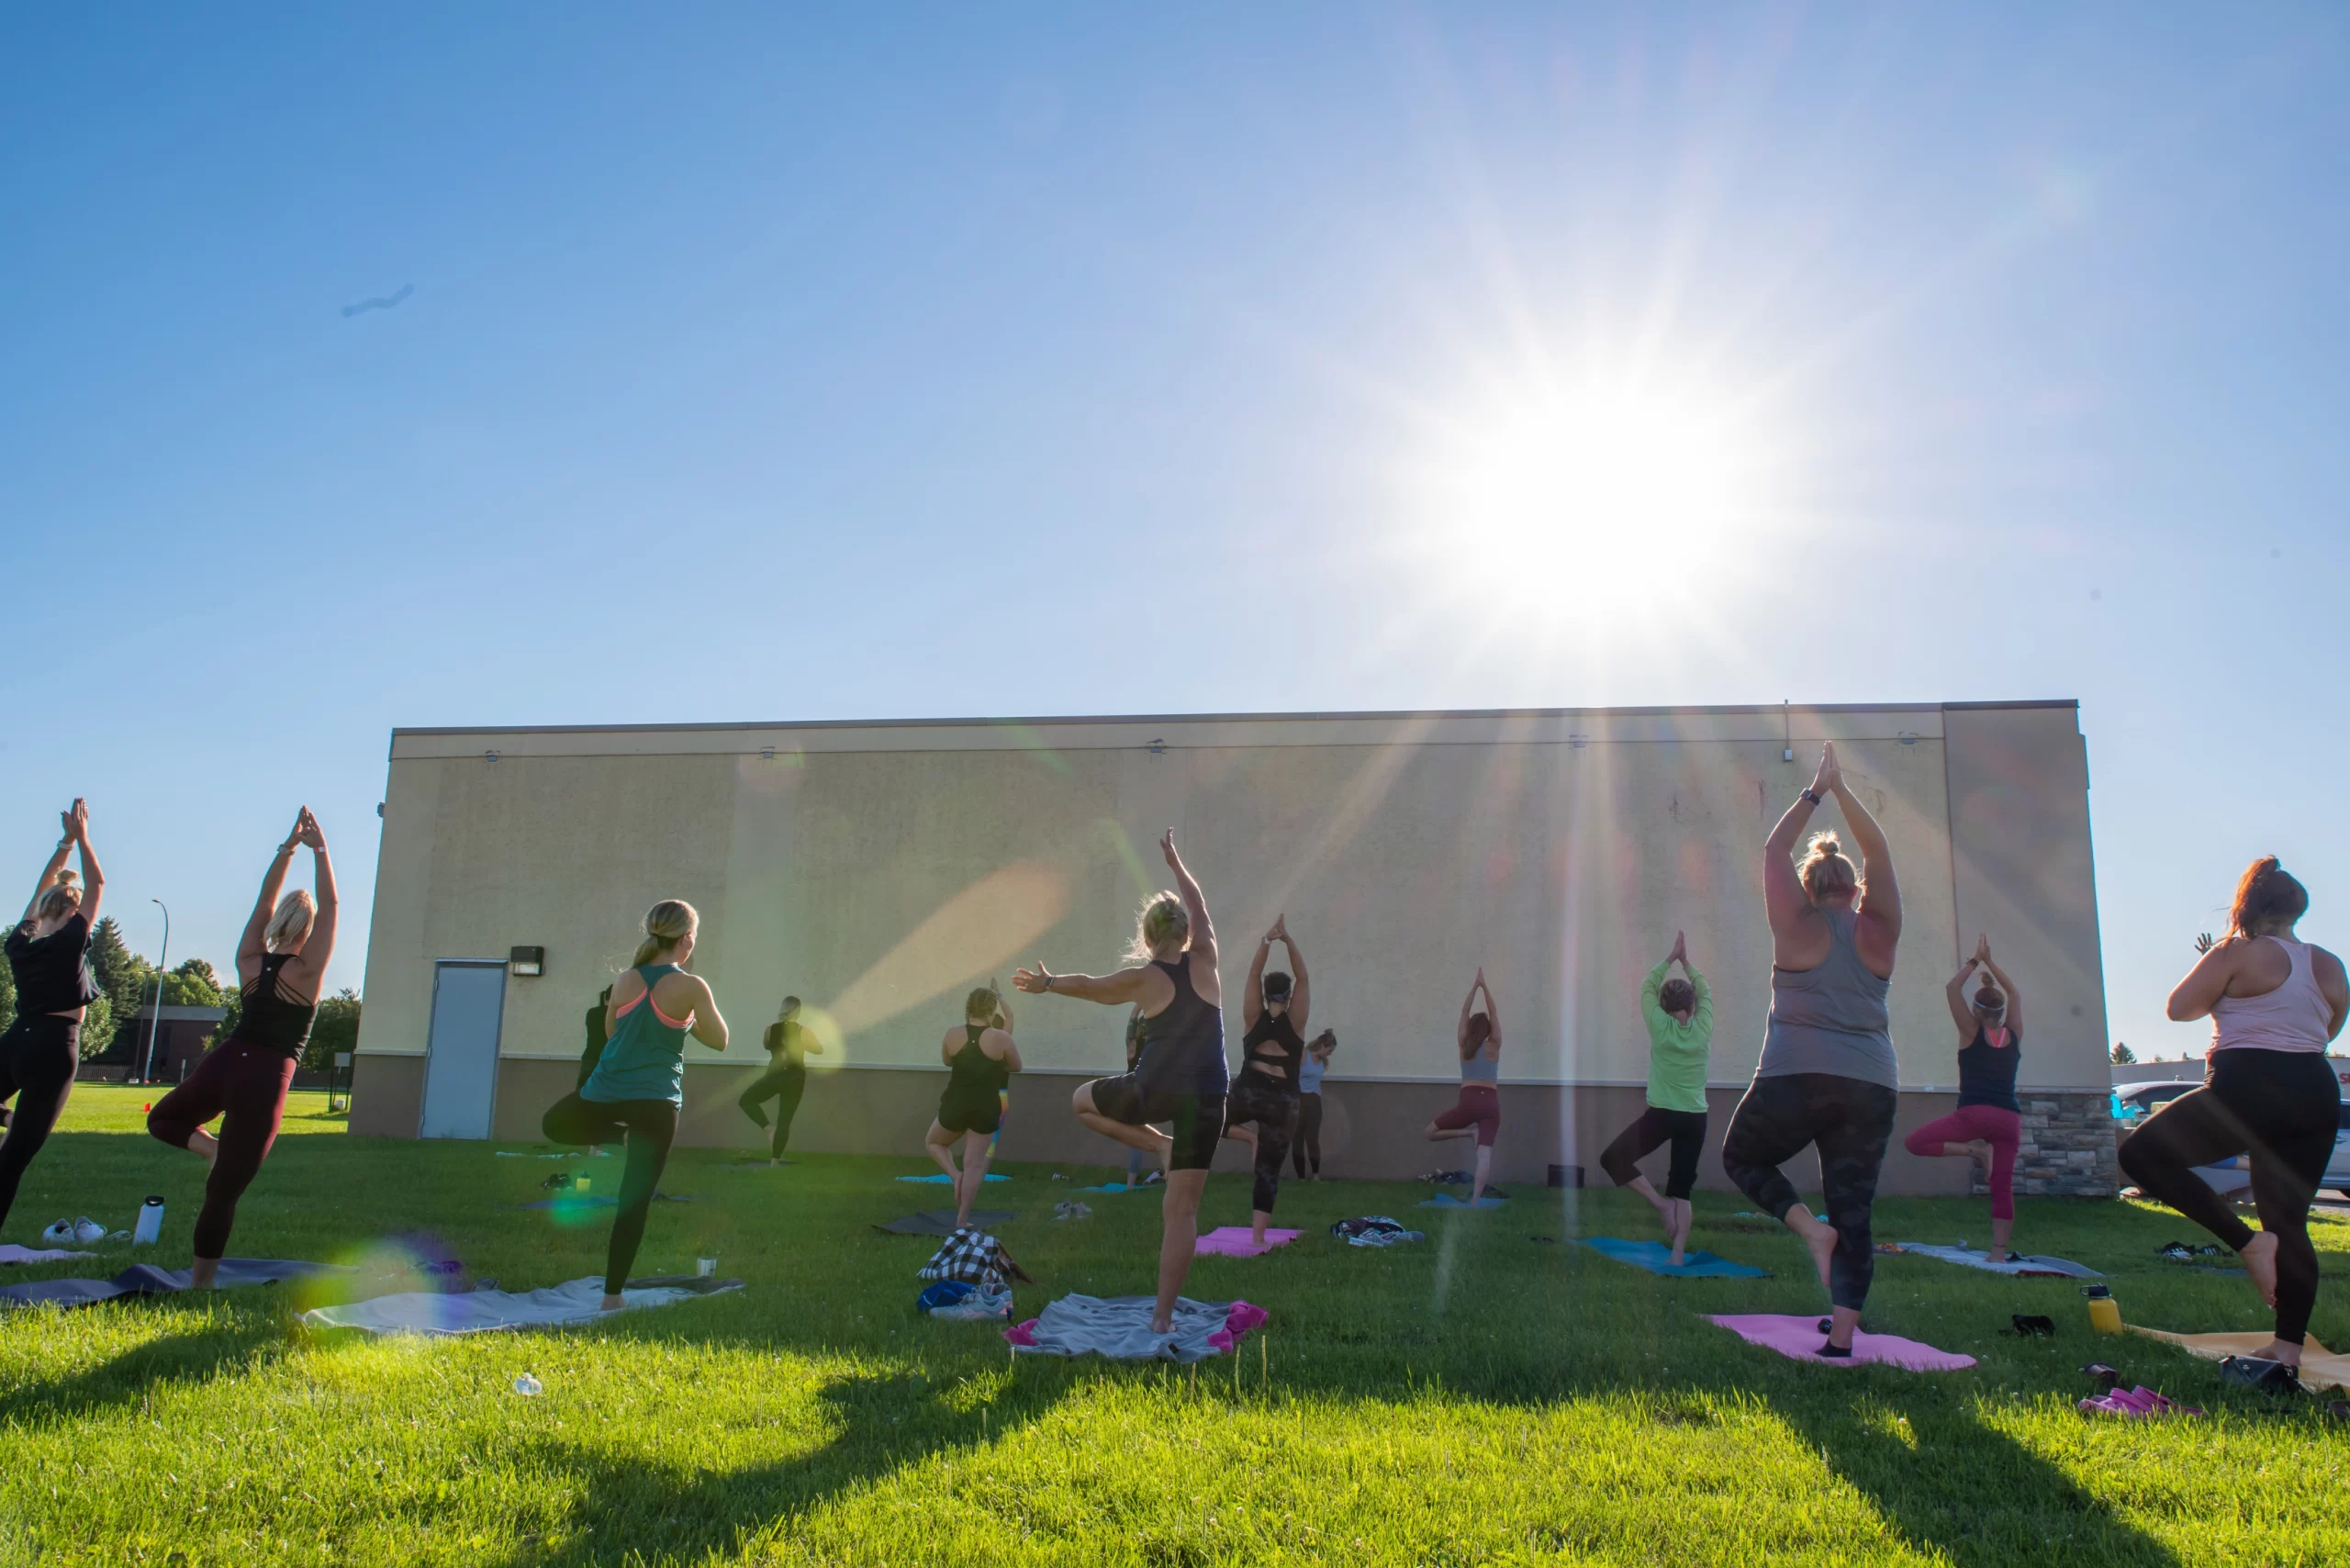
[542,900,730,1310]
[924,985,1021,1228]
[1016,829,1225,1337]
[1599,930,1714,1265]
[1424,969,1502,1204]
[1222,915,1311,1246]
[1905,935,2026,1258]
[1293,1030,1337,1181]
[150,808,334,1286]
[2,801,104,1238]
[1720,744,1903,1357]
[2120,858,2345,1391]
[739,995,822,1164]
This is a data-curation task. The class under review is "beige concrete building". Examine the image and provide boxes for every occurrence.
[353,700,2118,1196]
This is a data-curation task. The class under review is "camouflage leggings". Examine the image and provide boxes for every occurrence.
[1721,1073,1897,1311]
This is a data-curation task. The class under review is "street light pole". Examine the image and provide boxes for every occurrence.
[142,899,169,1084]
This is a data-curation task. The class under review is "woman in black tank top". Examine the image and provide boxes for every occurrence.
[149,809,338,1289]
[923,986,1023,1228]
[1015,828,1226,1336]
[1222,915,1312,1246]
[0,799,106,1240]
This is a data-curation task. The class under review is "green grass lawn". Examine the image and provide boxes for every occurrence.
[1,1089,2344,1566]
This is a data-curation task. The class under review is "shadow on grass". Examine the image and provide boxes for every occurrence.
[0,1310,290,1428]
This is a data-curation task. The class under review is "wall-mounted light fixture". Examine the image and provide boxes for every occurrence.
[1567,734,1590,750]
[760,745,776,760]
[1897,731,1919,746]
[1147,737,1166,756]
[484,749,501,764]
[509,946,545,978]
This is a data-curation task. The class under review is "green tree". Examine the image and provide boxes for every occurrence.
[163,959,224,1008]
[0,959,14,1031]
[207,985,242,1050]
[77,991,114,1061]
[305,990,362,1074]
[2110,1041,2137,1065]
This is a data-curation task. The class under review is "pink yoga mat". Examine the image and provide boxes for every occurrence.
[1709,1314,1976,1372]
[1194,1226,1300,1258]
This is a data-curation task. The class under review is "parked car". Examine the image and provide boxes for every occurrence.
[2114,1079,2350,1199]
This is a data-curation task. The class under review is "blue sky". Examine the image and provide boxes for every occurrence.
[4,5,2344,1062]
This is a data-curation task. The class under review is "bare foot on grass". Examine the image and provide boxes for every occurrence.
[2239,1232,2280,1307]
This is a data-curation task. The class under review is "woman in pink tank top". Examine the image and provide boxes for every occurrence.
[2119,857,2347,1391]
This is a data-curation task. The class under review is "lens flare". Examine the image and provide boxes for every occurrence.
[826,861,1072,1038]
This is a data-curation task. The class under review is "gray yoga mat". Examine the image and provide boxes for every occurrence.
[0,1258,354,1310]
[875,1209,1018,1237]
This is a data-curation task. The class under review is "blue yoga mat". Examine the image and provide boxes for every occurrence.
[1579,1237,1771,1279]
[1419,1194,1508,1210]
[512,1194,618,1211]
[895,1173,1010,1185]
[1074,1182,1141,1193]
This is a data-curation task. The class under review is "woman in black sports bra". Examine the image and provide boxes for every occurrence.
[1,799,105,1240]
[1222,914,1311,1246]
[1016,828,1226,1336]
[149,808,336,1288]
[924,985,1022,1229]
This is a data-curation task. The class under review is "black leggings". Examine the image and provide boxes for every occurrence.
[0,1014,79,1236]
[1229,1081,1298,1215]
[1721,1073,1897,1311]
[2119,1048,2340,1345]
[1601,1105,1708,1200]
[1292,1092,1324,1177]
[738,1061,808,1159]
[542,1092,678,1294]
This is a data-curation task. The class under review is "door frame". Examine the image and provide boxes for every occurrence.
[420,958,508,1140]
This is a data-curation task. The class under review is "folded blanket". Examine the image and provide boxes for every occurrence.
[1890,1243,2102,1280]
[1708,1314,1976,1372]
[301,1275,741,1336]
[1004,1294,1267,1362]
[0,1259,353,1310]
[1194,1227,1298,1258]
[2128,1327,2348,1394]
[1580,1238,1769,1279]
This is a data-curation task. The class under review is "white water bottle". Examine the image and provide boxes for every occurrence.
[131,1195,164,1247]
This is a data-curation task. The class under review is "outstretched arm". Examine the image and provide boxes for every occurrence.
[1161,829,1215,964]
[1830,763,1901,939]
[1764,752,1831,940]
[1243,923,1271,1031]
[1481,976,1501,1047]
[1014,962,1152,1008]
[1283,921,1310,1032]
[66,801,103,928]
[238,814,305,973]
[1945,955,1983,1040]
[1457,971,1481,1052]
[285,809,337,993]
[21,811,78,925]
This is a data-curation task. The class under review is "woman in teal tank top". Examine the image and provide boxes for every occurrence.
[543,900,731,1308]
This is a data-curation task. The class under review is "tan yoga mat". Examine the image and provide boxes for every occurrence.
[2128,1327,2348,1394]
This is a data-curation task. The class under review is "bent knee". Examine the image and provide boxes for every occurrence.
[1900,1128,1940,1159]
[1070,1082,1097,1116]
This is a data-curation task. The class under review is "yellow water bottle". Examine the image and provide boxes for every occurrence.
[2084,1283,2122,1334]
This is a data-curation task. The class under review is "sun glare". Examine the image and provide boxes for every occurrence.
[1428,380,1763,597]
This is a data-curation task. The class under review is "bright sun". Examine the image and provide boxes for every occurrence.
[1429,380,1762,594]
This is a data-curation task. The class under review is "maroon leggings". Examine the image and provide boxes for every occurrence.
[147,1039,297,1260]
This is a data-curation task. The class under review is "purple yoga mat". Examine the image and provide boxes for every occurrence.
[1194,1227,1299,1258]
[1708,1314,1976,1372]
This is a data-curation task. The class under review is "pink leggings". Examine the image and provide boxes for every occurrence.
[1905,1104,2020,1220]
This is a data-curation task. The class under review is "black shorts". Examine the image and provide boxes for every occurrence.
[937,1088,1004,1137]
[1086,1073,1225,1171]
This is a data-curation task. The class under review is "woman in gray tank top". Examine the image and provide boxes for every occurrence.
[1720,743,1904,1357]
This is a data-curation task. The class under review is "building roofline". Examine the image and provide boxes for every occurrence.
[392,699,2077,741]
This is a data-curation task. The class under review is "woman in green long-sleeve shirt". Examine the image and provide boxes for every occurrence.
[1597,930,1715,1263]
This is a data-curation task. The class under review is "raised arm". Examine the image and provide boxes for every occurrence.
[1160,829,1215,965]
[238,814,306,974]
[1641,954,1672,1034]
[284,808,337,994]
[21,811,78,925]
[1976,939,2021,1036]
[1945,954,1984,1040]
[65,801,104,928]
[1481,976,1501,1047]
[1243,922,1272,1030]
[1457,970,1482,1051]
[1764,752,1830,941]
[1014,961,1153,1008]
[1281,919,1310,1032]
[1828,755,1901,940]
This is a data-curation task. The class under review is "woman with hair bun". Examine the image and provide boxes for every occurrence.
[2119,857,2346,1391]
[1015,829,1225,1337]
[924,984,1021,1229]
[150,808,333,1286]
[1425,969,1503,1204]
[1721,743,1904,1357]
[1222,914,1311,1246]
[1905,935,2027,1259]
[543,899,730,1310]
[2,800,104,1238]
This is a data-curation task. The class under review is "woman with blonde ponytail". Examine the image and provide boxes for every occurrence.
[150,808,334,1286]
[1,800,105,1238]
[543,899,730,1310]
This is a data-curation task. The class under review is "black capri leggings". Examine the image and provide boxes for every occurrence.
[0,1015,79,1237]
[1292,1092,1324,1178]
[542,1092,678,1295]
[1601,1106,1708,1200]
[1228,1080,1299,1215]
[2119,1047,2340,1346]
[1720,1073,1897,1312]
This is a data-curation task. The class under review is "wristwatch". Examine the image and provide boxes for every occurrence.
[1800,788,1823,805]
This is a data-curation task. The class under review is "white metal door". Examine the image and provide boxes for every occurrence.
[420,960,506,1139]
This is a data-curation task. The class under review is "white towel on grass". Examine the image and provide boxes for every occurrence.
[300,1276,735,1337]
[1005,1293,1265,1363]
